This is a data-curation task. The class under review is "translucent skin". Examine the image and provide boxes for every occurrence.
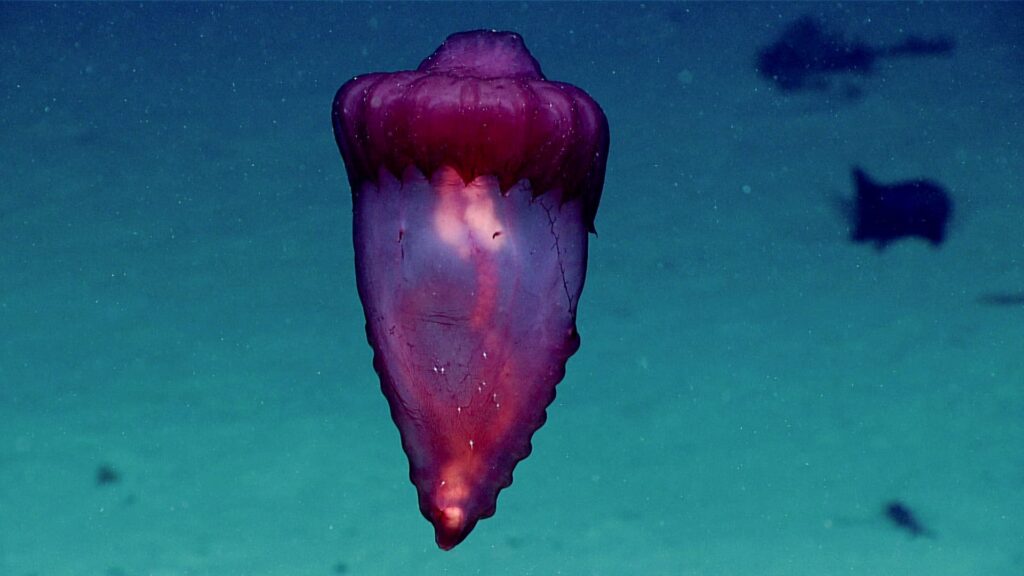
[332,30,609,549]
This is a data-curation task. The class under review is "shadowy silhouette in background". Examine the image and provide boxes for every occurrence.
[884,500,934,538]
[757,16,954,92]
[847,167,952,250]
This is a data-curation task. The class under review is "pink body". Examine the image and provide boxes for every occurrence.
[332,30,608,549]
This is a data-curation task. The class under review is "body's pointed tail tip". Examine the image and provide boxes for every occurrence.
[433,506,472,550]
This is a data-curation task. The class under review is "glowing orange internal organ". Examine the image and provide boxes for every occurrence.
[431,170,506,332]
[428,170,525,517]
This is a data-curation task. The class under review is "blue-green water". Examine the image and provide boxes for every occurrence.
[1,2,1022,575]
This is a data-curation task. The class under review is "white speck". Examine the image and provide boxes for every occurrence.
[742,184,752,194]
[468,439,475,450]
